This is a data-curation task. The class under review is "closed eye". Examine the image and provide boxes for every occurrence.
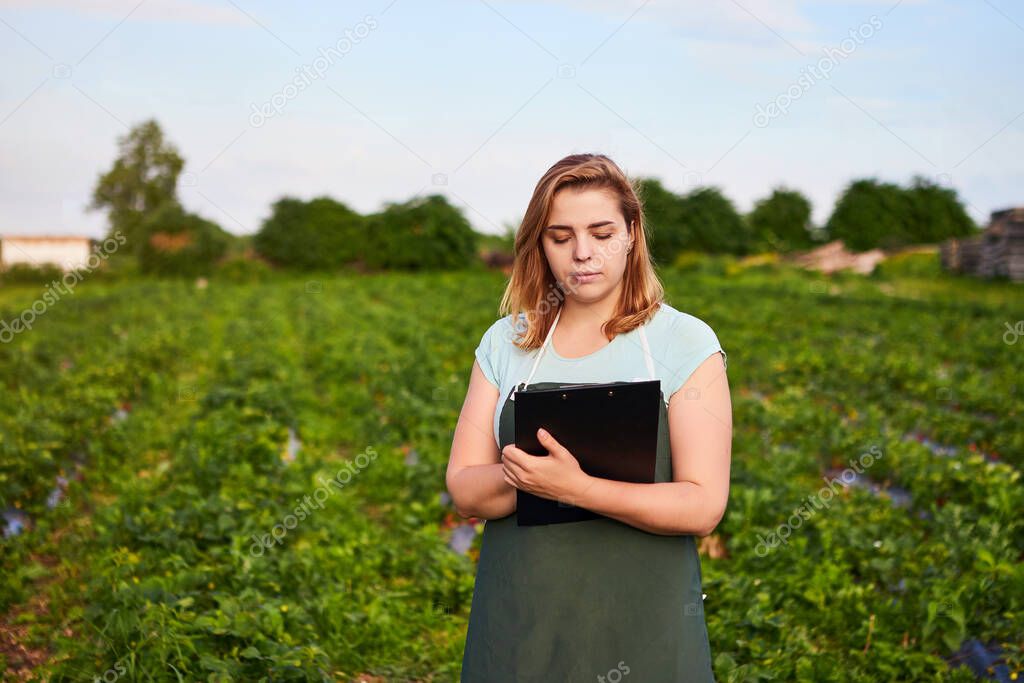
[553,234,613,244]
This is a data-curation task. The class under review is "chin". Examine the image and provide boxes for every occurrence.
[565,284,612,303]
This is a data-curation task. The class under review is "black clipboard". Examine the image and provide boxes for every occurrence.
[513,379,661,526]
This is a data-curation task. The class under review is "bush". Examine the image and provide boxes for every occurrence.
[679,187,753,255]
[734,252,781,272]
[88,251,141,281]
[476,223,516,258]
[748,187,816,253]
[214,256,274,283]
[826,176,976,250]
[639,182,753,257]
[364,194,478,270]
[905,175,977,243]
[873,250,943,279]
[637,177,689,267]
[254,196,365,269]
[0,263,68,285]
[672,250,737,275]
[136,201,233,277]
[826,178,910,251]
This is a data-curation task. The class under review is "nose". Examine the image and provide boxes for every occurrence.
[573,236,594,262]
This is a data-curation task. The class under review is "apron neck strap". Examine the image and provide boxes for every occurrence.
[513,306,657,398]
[520,306,562,391]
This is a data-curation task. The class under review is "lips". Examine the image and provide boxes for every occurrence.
[570,271,601,284]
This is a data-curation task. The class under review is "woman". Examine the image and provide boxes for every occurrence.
[446,153,732,682]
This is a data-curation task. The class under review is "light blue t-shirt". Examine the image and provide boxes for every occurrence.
[474,302,727,447]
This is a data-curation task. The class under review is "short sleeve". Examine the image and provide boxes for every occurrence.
[474,322,501,389]
[663,315,727,399]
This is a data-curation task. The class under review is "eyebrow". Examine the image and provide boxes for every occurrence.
[543,220,615,231]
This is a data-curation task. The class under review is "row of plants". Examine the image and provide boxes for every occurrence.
[18,280,473,679]
[0,281,216,611]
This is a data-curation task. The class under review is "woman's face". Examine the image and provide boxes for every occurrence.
[541,187,633,303]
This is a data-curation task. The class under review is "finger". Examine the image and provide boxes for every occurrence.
[503,464,524,488]
[502,445,527,466]
[537,428,570,458]
[503,456,528,480]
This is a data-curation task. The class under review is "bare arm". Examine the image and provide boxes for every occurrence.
[445,360,517,520]
[573,351,732,536]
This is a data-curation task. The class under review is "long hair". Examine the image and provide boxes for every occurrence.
[497,153,665,352]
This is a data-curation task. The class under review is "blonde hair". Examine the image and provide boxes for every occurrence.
[497,153,665,352]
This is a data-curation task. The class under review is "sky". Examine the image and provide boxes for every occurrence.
[1,0,1022,239]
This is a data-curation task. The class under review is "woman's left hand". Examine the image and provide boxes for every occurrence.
[501,428,592,506]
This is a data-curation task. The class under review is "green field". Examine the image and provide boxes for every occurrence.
[1,265,1021,681]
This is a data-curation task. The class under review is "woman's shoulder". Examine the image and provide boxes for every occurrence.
[480,312,528,349]
[649,302,727,395]
[475,313,531,390]
[651,301,718,337]
[476,313,531,371]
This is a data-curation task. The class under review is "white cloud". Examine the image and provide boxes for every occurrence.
[510,0,930,49]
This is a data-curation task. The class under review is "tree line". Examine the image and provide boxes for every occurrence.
[80,119,978,277]
[638,174,977,266]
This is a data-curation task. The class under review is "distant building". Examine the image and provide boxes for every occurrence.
[0,235,94,272]
[941,208,1024,281]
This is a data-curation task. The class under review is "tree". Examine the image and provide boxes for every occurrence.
[905,175,977,243]
[254,196,366,269]
[636,178,689,267]
[89,119,185,249]
[679,186,752,255]
[364,194,478,270]
[825,178,911,250]
[748,187,815,253]
[136,201,232,276]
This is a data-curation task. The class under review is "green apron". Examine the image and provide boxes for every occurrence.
[461,311,716,682]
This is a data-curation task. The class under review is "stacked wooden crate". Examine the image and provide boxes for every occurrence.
[940,207,1024,281]
[986,208,1024,281]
